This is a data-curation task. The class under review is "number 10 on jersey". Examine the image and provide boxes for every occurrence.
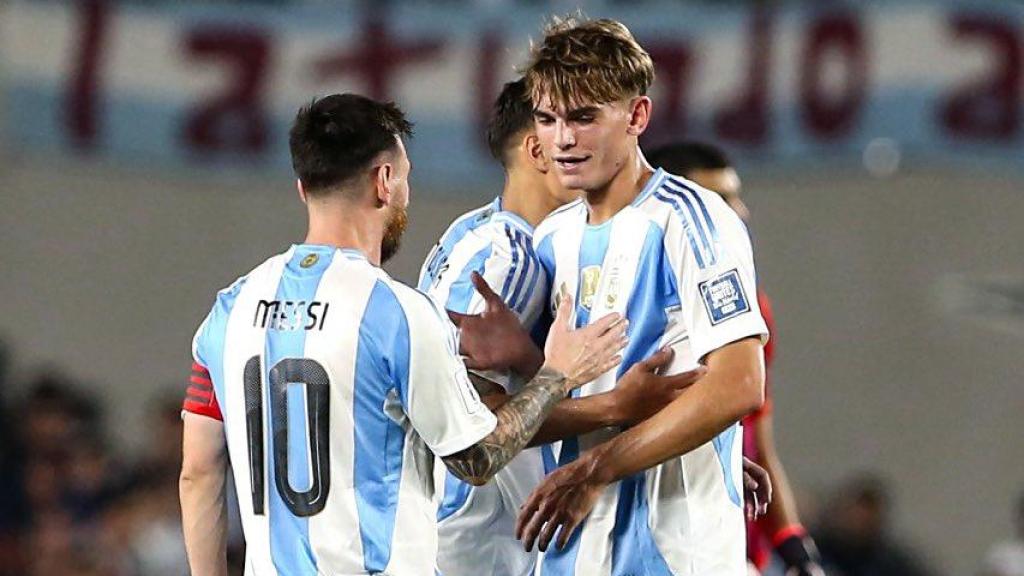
[243,355,331,517]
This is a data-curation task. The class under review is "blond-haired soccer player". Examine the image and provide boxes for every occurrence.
[514,19,770,576]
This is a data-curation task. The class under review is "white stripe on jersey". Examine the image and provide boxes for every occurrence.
[222,251,289,575]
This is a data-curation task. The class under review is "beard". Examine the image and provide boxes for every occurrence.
[380,204,408,264]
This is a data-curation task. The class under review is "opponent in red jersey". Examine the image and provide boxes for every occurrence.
[647,142,825,576]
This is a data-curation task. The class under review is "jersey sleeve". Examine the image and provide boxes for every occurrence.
[392,291,497,457]
[428,226,534,317]
[672,191,769,364]
[182,361,223,421]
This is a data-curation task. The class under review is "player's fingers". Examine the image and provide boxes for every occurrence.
[519,506,550,552]
[470,271,502,308]
[557,512,585,550]
[552,285,573,330]
[516,489,545,541]
[585,312,624,336]
[637,346,674,372]
[596,354,623,377]
[536,511,564,553]
[743,470,758,491]
[446,309,470,327]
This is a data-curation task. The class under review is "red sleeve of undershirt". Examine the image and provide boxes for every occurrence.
[182,362,223,421]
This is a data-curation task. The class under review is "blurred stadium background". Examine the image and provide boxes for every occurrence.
[1,0,1022,575]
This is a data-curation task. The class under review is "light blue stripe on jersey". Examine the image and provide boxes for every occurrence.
[354,280,410,572]
[608,225,682,573]
[437,470,473,521]
[713,423,742,507]
[195,275,249,419]
[446,245,493,313]
[574,221,612,328]
[535,234,556,300]
[542,221,615,575]
[265,245,336,575]
[611,476,673,576]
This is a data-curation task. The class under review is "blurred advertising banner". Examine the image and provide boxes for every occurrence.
[1,0,1021,184]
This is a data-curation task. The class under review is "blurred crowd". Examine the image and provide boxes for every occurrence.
[0,342,244,576]
[0,339,1019,576]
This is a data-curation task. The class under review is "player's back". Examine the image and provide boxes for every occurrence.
[192,244,495,576]
[418,198,547,576]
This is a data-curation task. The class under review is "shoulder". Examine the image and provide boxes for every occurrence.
[192,248,293,361]
[376,276,450,330]
[535,199,586,244]
[437,200,501,247]
[208,249,293,317]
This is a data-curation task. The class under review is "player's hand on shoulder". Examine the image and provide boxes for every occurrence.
[449,271,543,376]
[742,456,771,520]
[542,284,628,392]
[612,347,706,425]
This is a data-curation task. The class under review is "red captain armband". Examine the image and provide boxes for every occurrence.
[183,362,223,421]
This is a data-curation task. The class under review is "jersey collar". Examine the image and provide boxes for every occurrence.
[630,167,667,207]
[493,196,535,237]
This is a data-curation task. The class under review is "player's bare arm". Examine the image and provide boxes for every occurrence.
[442,284,628,486]
[179,412,230,576]
[476,347,707,447]
[516,336,764,550]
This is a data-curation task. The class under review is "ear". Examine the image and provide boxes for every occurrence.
[296,179,307,203]
[525,133,548,173]
[373,162,394,207]
[626,96,652,137]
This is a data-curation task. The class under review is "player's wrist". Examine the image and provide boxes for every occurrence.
[597,392,624,427]
[581,442,617,485]
[773,525,820,570]
[514,343,544,379]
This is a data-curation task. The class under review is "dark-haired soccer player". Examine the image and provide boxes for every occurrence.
[646,141,824,576]
[422,79,706,576]
[178,93,628,576]
[514,18,769,576]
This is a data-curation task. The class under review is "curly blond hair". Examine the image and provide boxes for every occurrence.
[524,16,655,109]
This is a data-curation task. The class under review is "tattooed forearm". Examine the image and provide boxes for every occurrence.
[443,367,568,486]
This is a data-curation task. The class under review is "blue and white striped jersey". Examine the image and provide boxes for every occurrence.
[190,244,497,576]
[533,169,769,576]
[418,197,549,576]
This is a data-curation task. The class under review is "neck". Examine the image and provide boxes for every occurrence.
[585,148,654,225]
[501,168,561,228]
[304,196,383,266]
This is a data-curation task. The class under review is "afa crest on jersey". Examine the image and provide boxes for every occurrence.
[579,266,602,309]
